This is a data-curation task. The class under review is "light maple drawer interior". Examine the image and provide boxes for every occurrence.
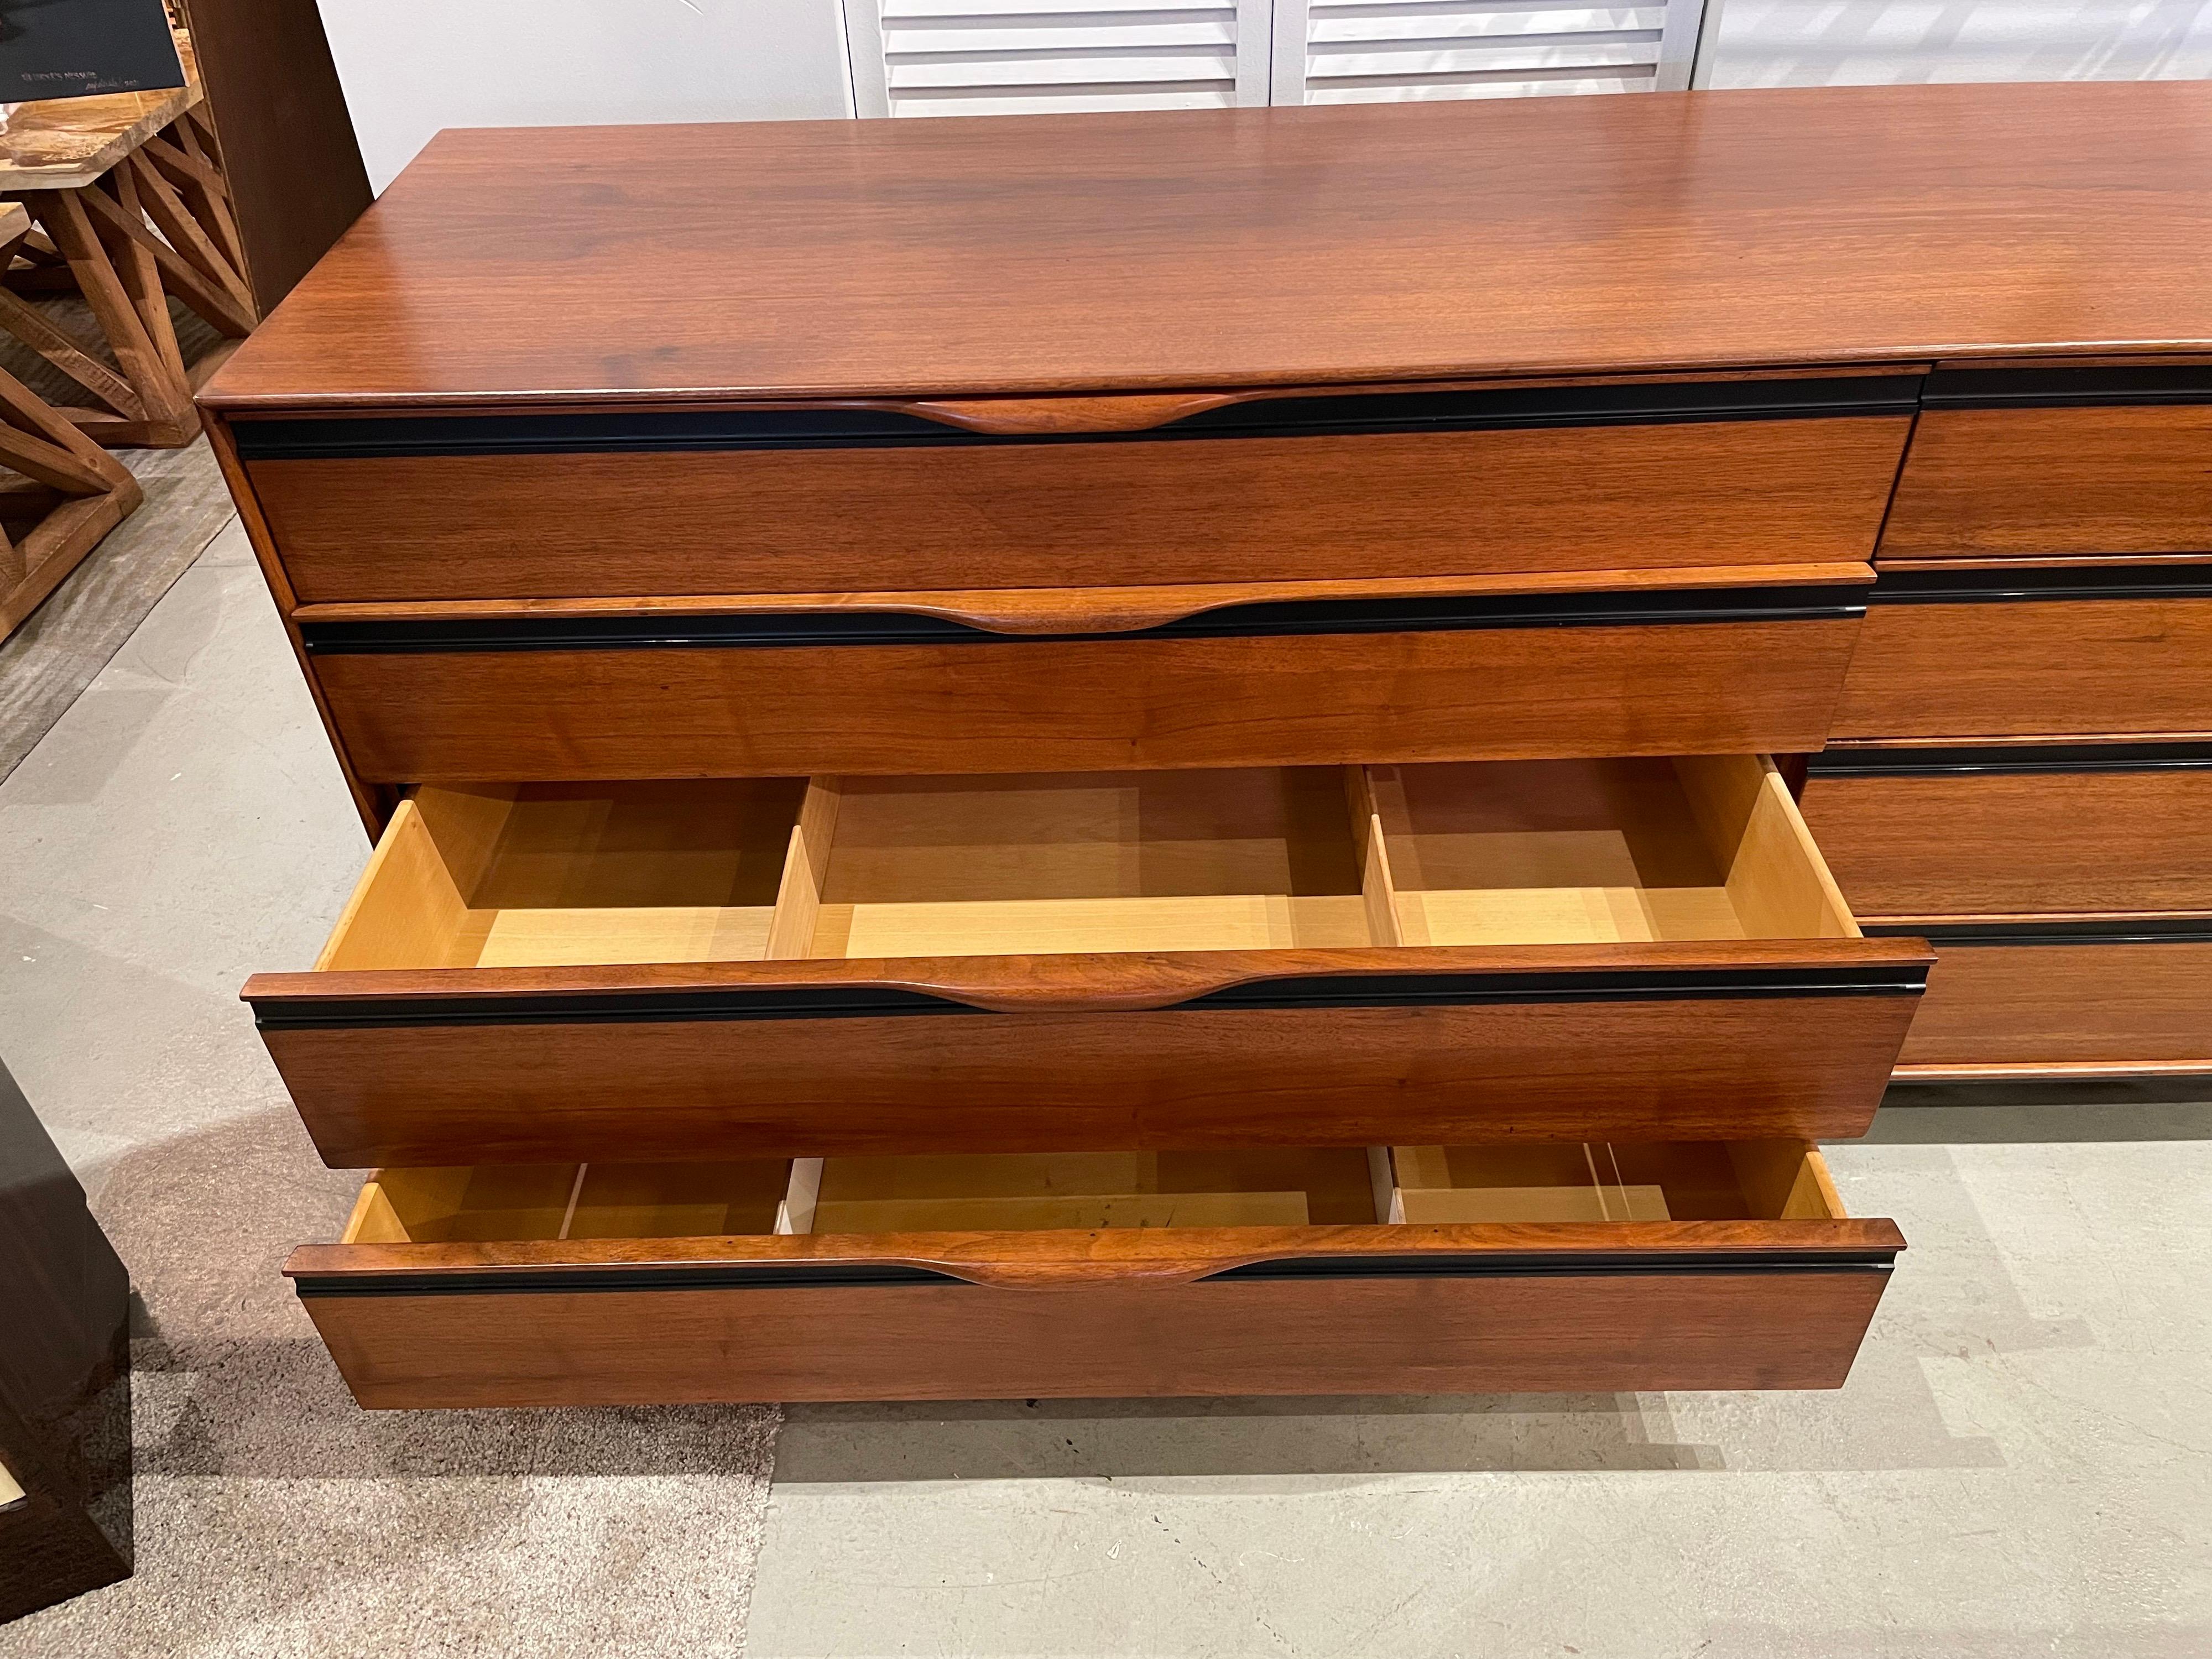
[342,1140,1847,1247]
[1368,756,1858,946]
[791,768,1371,957]
[780,1142,1846,1235]
[1371,1140,1846,1226]
[316,779,808,971]
[779,755,1857,961]
[312,754,1860,974]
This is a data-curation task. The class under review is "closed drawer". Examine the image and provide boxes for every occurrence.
[244,758,1929,1167]
[1830,566,2212,740]
[1881,364,2212,560]
[1799,744,2212,917]
[286,1141,1902,1406]
[1871,921,2212,1076]
[232,374,1916,603]
[300,581,1871,781]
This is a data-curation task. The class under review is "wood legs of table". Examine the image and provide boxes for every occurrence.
[0,351,144,639]
[2,111,256,449]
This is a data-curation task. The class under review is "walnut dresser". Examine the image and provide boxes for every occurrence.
[198,84,2212,1408]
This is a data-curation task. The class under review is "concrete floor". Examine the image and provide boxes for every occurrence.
[0,520,776,1658]
[751,1107,2212,1656]
[3,510,2210,1656]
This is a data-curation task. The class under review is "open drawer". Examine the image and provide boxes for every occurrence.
[286,1141,1903,1406]
[245,757,1930,1165]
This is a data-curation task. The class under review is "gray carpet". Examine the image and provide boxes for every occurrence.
[0,510,782,1656]
[0,1110,779,1659]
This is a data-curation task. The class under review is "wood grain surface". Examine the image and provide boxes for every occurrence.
[246,415,1907,601]
[199,82,2212,409]
[307,617,1867,781]
[181,0,372,311]
[1801,766,2212,916]
[287,1219,1900,1405]
[1830,597,2212,739]
[247,937,1927,1166]
[1898,941,2212,1070]
[255,989,1922,1167]
[1881,405,2212,560]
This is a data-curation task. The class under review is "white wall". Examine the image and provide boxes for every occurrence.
[317,1,2211,194]
[315,0,857,194]
[1703,0,2212,85]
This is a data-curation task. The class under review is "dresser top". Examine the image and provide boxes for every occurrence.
[204,81,2212,412]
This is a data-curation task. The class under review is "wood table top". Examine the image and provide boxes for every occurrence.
[203,80,2212,413]
[0,35,199,192]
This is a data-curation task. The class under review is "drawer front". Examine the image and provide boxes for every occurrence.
[1877,923,2212,1074]
[1881,366,2212,560]
[1830,567,2212,740]
[302,587,1870,782]
[251,759,1922,1164]
[288,1224,1902,1408]
[233,378,1916,603]
[1800,745,2212,917]
[250,957,1927,1167]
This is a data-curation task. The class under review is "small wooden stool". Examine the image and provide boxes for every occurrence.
[0,33,257,448]
[0,202,143,639]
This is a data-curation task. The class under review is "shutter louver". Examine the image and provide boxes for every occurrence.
[1270,0,1705,104]
[846,0,1275,117]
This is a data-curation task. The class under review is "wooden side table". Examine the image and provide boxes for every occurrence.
[0,201,143,640]
[0,34,258,447]
[0,1058,133,1622]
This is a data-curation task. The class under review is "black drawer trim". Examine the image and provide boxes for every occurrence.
[251,963,1929,1032]
[1870,565,2212,605]
[255,984,992,1030]
[254,970,1931,1030]
[1183,964,1927,1010]
[298,585,1870,655]
[1808,742,2212,778]
[1206,1251,1897,1281]
[1923,364,2212,409]
[1865,919,2212,946]
[291,1251,1898,1298]
[231,376,1922,461]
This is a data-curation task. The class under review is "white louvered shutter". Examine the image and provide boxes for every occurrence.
[844,0,1275,118]
[1269,0,1705,103]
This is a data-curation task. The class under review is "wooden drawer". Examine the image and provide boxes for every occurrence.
[243,758,1929,1167]
[229,375,1915,603]
[1873,922,2212,1077]
[1830,566,2212,740]
[1799,744,2212,917]
[300,580,1871,781]
[286,1141,1902,1406]
[1881,364,2212,560]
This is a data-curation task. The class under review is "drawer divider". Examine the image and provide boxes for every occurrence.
[765,778,842,959]
[1344,766,1406,948]
[556,1164,589,1241]
[775,1158,823,1235]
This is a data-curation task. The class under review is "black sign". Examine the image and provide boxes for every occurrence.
[0,0,186,105]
